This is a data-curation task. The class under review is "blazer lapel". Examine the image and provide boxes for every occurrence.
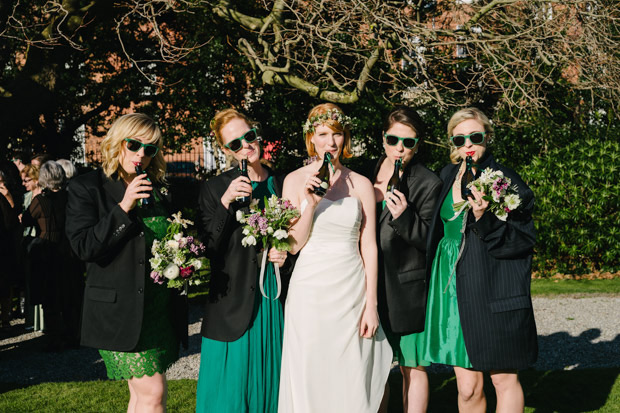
[102,172,127,205]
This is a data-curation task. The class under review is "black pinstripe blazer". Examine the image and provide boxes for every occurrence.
[427,154,538,370]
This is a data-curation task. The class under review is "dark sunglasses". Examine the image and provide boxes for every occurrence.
[224,128,258,152]
[384,133,419,149]
[450,131,486,148]
[124,138,160,157]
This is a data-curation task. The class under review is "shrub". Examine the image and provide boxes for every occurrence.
[522,139,619,275]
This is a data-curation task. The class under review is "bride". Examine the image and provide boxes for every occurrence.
[278,103,392,412]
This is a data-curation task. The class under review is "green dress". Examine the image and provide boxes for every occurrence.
[421,188,472,368]
[99,198,179,379]
[196,176,284,413]
[378,201,430,368]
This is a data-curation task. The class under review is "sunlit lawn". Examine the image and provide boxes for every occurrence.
[1,369,619,412]
[1,279,618,412]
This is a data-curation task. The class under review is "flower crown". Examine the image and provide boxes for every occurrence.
[302,109,353,135]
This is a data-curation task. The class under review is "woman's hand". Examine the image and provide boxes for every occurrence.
[303,172,324,207]
[359,303,379,339]
[119,173,152,213]
[468,186,489,221]
[268,247,287,268]
[385,189,408,220]
[221,176,252,209]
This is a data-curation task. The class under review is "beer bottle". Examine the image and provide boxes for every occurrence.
[313,153,332,197]
[461,155,476,200]
[236,158,251,207]
[386,159,402,194]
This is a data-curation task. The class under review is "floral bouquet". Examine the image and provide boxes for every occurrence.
[150,212,209,290]
[236,194,300,299]
[454,168,521,221]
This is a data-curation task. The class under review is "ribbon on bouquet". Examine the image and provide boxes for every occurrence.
[258,246,282,300]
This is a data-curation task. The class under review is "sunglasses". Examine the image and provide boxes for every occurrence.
[124,138,160,157]
[224,128,259,152]
[450,131,486,148]
[384,133,419,149]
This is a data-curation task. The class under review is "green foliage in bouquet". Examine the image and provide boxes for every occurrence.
[522,139,619,275]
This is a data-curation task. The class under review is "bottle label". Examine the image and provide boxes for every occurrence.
[320,182,329,189]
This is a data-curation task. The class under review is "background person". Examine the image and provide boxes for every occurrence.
[20,161,69,350]
[423,107,537,412]
[66,113,187,413]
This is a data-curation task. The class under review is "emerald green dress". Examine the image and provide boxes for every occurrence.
[421,188,472,368]
[99,198,179,379]
[378,201,430,368]
[196,177,284,413]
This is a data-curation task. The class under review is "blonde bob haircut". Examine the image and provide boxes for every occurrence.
[100,113,166,183]
[447,107,494,164]
[305,103,353,159]
[210,108,255,150]
[21,164,40,181]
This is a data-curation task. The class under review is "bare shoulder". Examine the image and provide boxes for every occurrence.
[284,164,314,187]
[346,169,374,195]
[283,164,314,205]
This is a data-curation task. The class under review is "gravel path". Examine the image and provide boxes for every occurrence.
[1,295,618,385]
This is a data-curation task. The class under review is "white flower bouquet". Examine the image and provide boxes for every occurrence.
[236,195,300,252]
[454,168,522,221]
[150,212,209,290]
[236,195,300,299]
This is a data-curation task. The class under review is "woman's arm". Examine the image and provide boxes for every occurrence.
[282,169,321,255]
[355,174,380,338]
[65,177,137,263]
[388,178,442,251]
[467,169,536,259]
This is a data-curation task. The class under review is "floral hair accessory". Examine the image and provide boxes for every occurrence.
[302,109,353,135]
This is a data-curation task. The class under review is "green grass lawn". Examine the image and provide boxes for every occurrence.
[1,279,618,412]
[1,369,619,412]
[531,278,620,296]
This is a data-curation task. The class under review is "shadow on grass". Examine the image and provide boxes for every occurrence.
[386,368,620,412]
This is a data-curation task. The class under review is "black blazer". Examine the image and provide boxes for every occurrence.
[370,157,442,334]
[198,167,288,342]
[427,154,538,370]
[65,169,188,351]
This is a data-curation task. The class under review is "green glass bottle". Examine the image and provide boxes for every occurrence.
[313,153,332,197]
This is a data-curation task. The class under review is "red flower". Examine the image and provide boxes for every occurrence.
[180,266,195,279]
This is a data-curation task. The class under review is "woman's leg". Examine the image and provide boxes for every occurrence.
[378,381,390,413]
[401,366,429,413]
[127,372,167,413]
[454,367,485,413]
[127,379,138,413]
[490,370,523,413]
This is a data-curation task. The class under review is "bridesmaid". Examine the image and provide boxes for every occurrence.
[371,107,442,413]
[196,108,289,413]
[66,113,187,413]
[423,107,537,412]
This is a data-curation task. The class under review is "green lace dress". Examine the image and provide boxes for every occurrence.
[99,198,179,380]
[196,176,284,413]
[421,187,472,368]
[378,201,430,368]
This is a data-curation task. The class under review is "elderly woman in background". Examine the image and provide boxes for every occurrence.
[57,159,78,180]
[21,161,69,350]
[66,113,186,413]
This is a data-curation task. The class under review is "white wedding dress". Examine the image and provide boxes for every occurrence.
[278,197,392,413]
